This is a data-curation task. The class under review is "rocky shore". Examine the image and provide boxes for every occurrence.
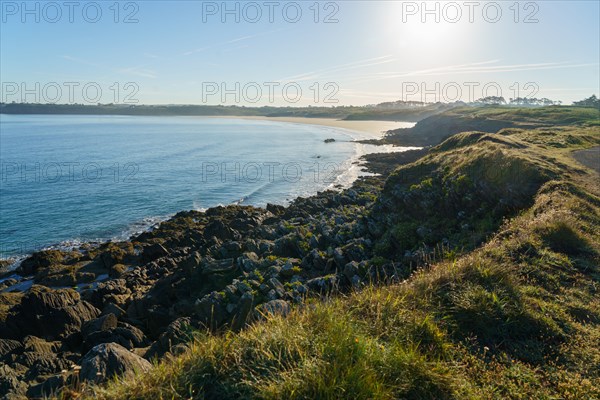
[0,145,428,398]
[3,106,597,399]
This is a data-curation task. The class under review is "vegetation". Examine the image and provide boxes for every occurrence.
[71,107,599,399]
[573,95,600,109]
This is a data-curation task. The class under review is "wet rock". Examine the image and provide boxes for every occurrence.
[79,342,152,384]
[0,278,18,291]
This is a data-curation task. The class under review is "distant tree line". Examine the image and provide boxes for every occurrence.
[472,96,562,106]
[572,95,600,109]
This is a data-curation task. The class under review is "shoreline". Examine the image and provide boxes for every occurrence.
[0,116,416,266]
[209,115,414,138]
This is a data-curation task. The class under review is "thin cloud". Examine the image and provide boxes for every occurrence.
[344,61,598,85]
[276,55,396,83]
[117,66,157,79]
[182,29,283,56]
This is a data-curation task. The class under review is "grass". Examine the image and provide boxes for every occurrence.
[66,107,600,400]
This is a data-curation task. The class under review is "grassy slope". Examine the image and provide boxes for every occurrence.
[383,106,599,147]
[78,108,599,400]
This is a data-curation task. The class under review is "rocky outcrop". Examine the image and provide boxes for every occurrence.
[80,343,152,384]
[2,286,100,341]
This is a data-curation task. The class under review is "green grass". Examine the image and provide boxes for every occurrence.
[70,107,600,400]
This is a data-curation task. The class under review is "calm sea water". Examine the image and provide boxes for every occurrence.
[0,114,412,258]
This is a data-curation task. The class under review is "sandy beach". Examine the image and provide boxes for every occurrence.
[221,116,415,138]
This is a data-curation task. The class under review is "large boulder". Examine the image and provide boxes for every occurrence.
[6,286,100,340]
[82,322,149,353]
[79,343,152,384]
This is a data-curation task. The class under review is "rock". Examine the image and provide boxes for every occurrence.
[19,351,71,380]
[280,261,298,278]
[101,303,126,319]
[92,279,131,308]
[145,317,194,360]
[8,286,100,340]
[108,263,127,278]
[83,322,148,353]
[20,286,79,313]
[0,278,18,291]
[26,373,73,399]
[202,258,236,274]
[343,261,360,283]
[416,226,431,239]
[217,241,242,258]
[179,251,202,275]
[266,203,285,215]
[18,250,65,275]
[333,248,346,268]
[204,220,234,240]
[267,278,285,298]
[237,252,259,272]
[0,364,27,398]
[255,300,291,320]
[324,138,336,143]
[306,275,339,294]
[141,243,169,263]
[79,342,152,383]
[273,235,301,258]
[231,292,253,332]
[22,336,59,354]
[81,314,118,337]
[194,292,226,328]
[0,339,22,362]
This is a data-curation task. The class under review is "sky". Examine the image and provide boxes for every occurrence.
[0,0,599,106]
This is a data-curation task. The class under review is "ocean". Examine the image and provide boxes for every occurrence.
[0,114,413,259]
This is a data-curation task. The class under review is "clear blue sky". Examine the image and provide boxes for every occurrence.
[1,0,598,106]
